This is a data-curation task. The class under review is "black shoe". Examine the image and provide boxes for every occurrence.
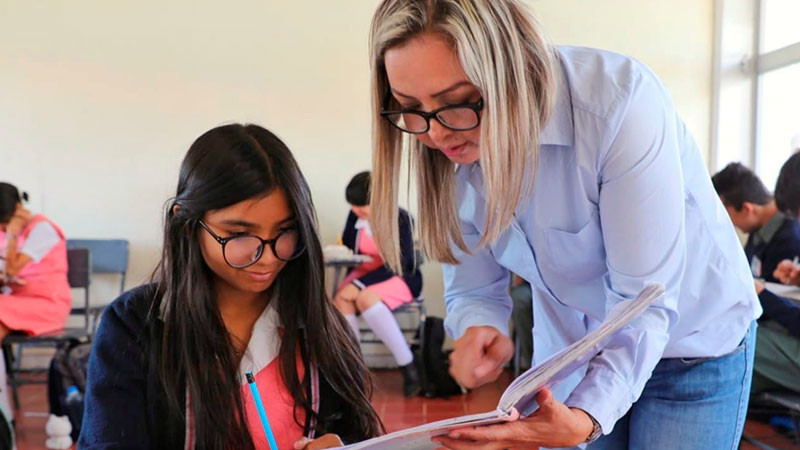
[401,358,422,397]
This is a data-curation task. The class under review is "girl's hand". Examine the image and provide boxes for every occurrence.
[6,206,30,236]
[293,433,344,450]
[449,326,513,389]
[432,389,594,449]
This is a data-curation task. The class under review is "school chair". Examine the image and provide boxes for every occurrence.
[2,247,92,409]
[66,239,129,335]
[743,390,800,447]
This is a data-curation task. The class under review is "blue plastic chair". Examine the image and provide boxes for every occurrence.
[66,239,129,335]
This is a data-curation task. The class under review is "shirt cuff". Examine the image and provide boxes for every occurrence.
[565,367,633,436]
[444,304,510,339]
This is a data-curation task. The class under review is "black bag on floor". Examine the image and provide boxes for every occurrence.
[417,316,463,398]
[47,339,92,441]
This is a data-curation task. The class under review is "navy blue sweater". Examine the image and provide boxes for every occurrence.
[744,214,800,282]
[78,284,371,449]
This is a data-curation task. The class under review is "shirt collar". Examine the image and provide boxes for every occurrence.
[539,53,575,148]
[753,210,786,246]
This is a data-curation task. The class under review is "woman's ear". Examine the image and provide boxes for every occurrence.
[171,204,181,216]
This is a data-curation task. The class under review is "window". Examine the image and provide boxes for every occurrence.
[754,0,800,189]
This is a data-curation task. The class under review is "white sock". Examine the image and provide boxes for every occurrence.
[344,314,361,342]
[361,302,413,367]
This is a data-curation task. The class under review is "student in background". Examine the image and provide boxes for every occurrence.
[0,183,72,416]
[752,151,800,396]
[773,151,800,286]
[712,162,800,282]
[80,124,382,450]
[333,171,423,397]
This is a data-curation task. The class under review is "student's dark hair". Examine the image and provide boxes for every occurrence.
[152,124,382,449]
[711,162,772,210]
[775,151,800,218]
[0,183,28,224]
[345,171,371,207]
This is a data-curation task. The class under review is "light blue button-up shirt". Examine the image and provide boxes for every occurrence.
[443,46,762,434]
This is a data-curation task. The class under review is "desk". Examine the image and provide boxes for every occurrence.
[765,281,800,304]
[325,255,372,298]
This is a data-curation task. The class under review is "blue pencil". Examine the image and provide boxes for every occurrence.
[245,371,279,450]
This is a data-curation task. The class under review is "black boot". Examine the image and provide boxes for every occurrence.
[401,356,422,397]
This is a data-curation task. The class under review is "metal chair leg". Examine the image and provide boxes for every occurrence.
[2,344,19,410]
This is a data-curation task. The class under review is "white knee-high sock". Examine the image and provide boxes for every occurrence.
[344,313,361,342]
[361,302,413,367]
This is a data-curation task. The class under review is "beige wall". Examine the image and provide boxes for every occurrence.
[1,1,713,318]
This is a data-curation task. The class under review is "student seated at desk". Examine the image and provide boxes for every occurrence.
[750,152,800,397]
[0,182,71,416]
[332,171,423,397]
[773,152,800,287]
[712,162,800,282]
[80,125,382,450]
[0,183,71,337]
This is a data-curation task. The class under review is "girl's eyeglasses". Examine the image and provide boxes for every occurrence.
[198,220,304,268]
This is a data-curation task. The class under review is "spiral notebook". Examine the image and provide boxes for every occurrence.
[334,283,666,450]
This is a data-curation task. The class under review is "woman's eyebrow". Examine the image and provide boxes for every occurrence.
[391,80,473,101]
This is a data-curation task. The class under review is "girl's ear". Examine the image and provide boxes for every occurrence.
[172,204,181,216]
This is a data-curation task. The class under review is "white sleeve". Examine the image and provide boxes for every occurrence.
[21,222,61,263]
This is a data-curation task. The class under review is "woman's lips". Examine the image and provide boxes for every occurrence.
[441,143,467,157]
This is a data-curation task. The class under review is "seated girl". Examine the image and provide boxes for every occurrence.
[79,124,383,450]
[0,183,72,416]
[333,171,423,397]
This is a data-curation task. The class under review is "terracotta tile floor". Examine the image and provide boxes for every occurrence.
[11,370,800,449]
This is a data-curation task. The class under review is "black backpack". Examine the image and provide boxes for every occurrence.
[47,339,92,441]
[417,316,463,398]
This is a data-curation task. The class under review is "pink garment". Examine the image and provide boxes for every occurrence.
[339,228,413,310]
[0,215,72,335]
[242,350,306,450]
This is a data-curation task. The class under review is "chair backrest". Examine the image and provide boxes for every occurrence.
[67,239,129,295]
[66,247,91,329]
[66,239,129,274]
[66,248,91,289]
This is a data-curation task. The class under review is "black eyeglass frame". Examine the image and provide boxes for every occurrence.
[380,94,484,134]
[198,219,304,268]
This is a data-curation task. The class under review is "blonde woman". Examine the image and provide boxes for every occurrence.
[368,1,761,449]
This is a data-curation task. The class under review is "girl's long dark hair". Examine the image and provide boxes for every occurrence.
[152,123,382,449]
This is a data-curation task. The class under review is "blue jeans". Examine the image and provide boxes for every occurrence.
[582,321,756,450]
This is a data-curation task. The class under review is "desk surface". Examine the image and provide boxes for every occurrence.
[765,281,800,302]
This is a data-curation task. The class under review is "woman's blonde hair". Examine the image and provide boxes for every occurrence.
[369,0,557,271]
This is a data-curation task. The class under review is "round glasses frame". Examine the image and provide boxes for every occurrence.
[198,220,304,268]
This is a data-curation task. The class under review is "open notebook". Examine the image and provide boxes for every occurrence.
[335,283,666,450]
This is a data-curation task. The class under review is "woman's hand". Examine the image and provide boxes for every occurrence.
[432,389,594,450]
[774,259,800,286]
[293,433,344,450]
[754,279,765,295]
[449,326,513,389]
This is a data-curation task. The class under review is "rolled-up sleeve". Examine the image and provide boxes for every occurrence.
[564,71,685,434]
[443,220,512,339]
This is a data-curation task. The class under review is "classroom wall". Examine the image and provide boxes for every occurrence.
[0,1,713,321]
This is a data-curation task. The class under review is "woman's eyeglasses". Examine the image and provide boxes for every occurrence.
[198,220,304,268]
[380,94,483,134]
